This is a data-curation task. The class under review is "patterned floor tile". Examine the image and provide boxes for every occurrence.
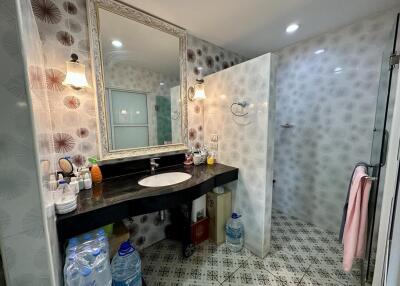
[144,278,221,286]
[298,275,344,286]
[222,267,282,286]
[241,253,309,284]
[304,257,362,286]
[142,239,250,284]
[142,209,360,286]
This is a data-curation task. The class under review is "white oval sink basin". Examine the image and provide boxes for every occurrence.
[138,172,192,187]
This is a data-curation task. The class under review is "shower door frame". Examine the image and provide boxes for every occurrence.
[372,13,400,286]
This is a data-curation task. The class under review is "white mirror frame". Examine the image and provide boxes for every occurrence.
[87,0,188,162]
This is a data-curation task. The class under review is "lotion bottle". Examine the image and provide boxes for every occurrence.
[69,177,79,194]
[83,173,92,190]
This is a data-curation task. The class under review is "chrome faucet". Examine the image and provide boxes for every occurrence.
[150,157,160,173]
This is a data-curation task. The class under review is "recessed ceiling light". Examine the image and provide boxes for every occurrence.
[314,49,325,55]
[334,67,343,74]
[112,40,123,47]
[160,82,165,86]
[16,101,27,108]
[286,23,300,34]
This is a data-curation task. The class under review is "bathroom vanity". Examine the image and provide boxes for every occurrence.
[56,155,238,256]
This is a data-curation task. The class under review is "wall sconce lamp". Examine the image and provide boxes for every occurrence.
[191,79,206,101]
[62,54,89,90]
[189,67,206,101]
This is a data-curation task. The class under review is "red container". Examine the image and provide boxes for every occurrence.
[191,217,209,245]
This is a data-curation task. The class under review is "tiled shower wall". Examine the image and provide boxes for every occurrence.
[30,0,246,250]
[273,11,395,233]
[204,53,276,257]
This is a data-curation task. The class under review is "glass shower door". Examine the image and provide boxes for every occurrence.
[366,13,399,283]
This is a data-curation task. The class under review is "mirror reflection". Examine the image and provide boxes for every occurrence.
[98,8,182,150]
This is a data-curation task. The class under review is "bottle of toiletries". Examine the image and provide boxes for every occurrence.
[89,157,103,184]
[184,153,193,165]
[69,177,80,194]
[193,153,202,165]
[81,167,91,180]
[58,173,64,184]
[49,174,58,191]
[84,173,92,190]
[77,172,84,191]
[207,152,215,165]
[200,146,208,163]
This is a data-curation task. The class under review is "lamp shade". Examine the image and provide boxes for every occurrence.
[62,61,89,89]
[193,79,206,100]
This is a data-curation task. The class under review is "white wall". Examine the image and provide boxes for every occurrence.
[204,53,276,257]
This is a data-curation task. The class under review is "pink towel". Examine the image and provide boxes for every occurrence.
[342,166,372,272]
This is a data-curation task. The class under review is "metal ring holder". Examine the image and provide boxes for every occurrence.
[231,101,248,117]
[280,123,294,128]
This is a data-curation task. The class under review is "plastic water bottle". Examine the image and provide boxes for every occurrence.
[64,253,78,286]
[80,266,95,286]
[111,241,142,286]
[64,231,113,286]
[225,212,244,252]
[95,229,109,257]
[65,266,80,286]
[92,248,112,286]
[83,233,92,242]
[66,238,79,256]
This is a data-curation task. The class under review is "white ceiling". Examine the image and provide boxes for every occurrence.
[124,0,398,58]
[99,8,180,76]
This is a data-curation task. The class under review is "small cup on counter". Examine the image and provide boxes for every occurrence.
[193,153,202,165]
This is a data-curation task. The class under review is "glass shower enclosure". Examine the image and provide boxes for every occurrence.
[365,12,399,284]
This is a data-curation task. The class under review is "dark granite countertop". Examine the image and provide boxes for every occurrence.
[57,163,238,222]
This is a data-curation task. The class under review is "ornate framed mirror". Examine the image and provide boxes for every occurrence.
[87,0,188,161]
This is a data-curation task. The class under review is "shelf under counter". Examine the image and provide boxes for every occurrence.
[56,163,238,244]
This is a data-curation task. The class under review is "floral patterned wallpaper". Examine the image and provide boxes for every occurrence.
[30,0,247,251]
[273,11,395,233]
